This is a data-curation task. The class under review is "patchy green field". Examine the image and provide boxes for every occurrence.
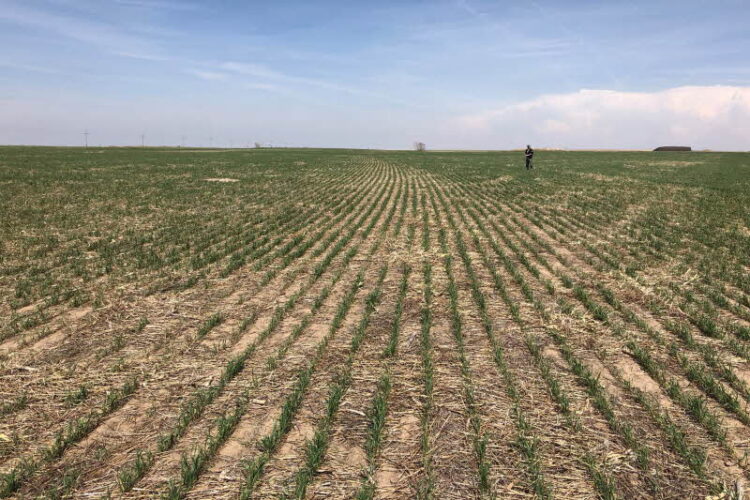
[1,146,749,499]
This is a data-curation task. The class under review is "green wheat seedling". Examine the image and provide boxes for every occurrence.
[0,146,370,310]
[290,265,387,499]
[421,193,430,252]
[595,281,750,420]
[525,335,578,429]
[63,385,89,407]
[0,395,28,417]
[239,269,375,499]
[509,181,746,344]
[548,330,652,470]
[354,371,392,499]
[518,184,747,334]
[291,375,348,499]
[122,182,392,492]
[40,467,80,500]
[218,170,375,279]
[476,186,733,472]
[432,188,552,498]
[118,450,154,492]
[435,225,501,498]
[0,378,138,497]
[678,355,750,426]
[619,375,709,478]
[383,264,411,358]
[487,194,744,461]
[445,184,623,498]
[241,366,314,496]
[195,312,224,339]
[172,398,247,497]
[417,260,436,499]
[626,342,727,444]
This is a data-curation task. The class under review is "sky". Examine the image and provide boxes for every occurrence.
[1,0,749,150]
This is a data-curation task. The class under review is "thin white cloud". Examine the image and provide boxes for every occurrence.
[219,62,284,80]
[0,3,165,61]
[455,0,482,17]
[243,82,281,92]
[185,69,227,81]
[0,61,62,74]
[114,0,204,11]
[218,60,414,106]
[452,85,750,150]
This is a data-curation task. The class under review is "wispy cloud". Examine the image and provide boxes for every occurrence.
[0,2,165,60]
[219,62,284,80]
[217,60,414,106]
[185,69,227,81]
[244,82,280,91]
[0,61,62,74]
[455,0,482,18]
[114,0,204,11]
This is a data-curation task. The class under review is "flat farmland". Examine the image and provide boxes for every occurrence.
[1,146,750,499]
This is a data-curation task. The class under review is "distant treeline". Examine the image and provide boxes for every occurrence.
[654,146,692,151]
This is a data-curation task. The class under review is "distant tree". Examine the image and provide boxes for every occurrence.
[254,142,263,149]
[414,142,426,152]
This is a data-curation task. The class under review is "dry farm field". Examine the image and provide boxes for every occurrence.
[1,146,750,499]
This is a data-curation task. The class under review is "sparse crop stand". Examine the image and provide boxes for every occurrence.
[1,146,749,499]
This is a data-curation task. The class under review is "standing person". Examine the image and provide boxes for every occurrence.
[524,145,534,170]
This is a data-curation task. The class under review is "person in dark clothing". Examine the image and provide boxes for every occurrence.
[524,145,534,170]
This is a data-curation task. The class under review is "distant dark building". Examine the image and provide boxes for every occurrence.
[654,146,692,151]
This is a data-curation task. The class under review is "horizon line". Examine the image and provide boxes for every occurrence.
[0,145,745,153]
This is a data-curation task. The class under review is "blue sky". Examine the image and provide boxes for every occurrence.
[1,0,749,149]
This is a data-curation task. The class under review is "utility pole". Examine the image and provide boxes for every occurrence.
[83,130,89,149]
[209,136,213,148]
[181,135,186,148]
[140,133,145,147]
